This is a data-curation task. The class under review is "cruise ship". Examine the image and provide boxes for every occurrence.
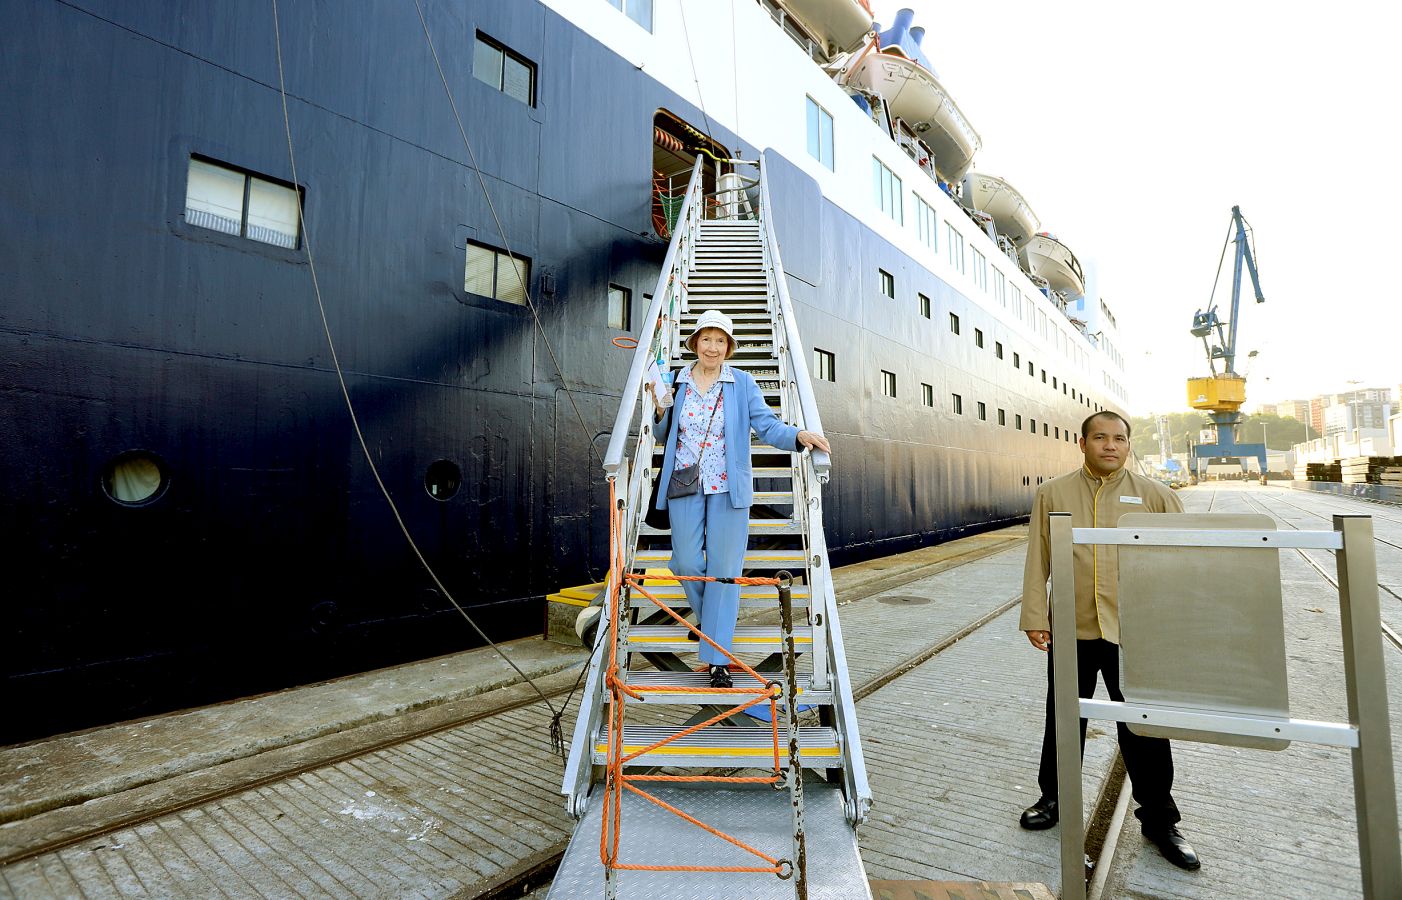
[0,0,1129,743]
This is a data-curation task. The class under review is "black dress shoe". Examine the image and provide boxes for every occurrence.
[1019,798,1058,830]
[685,629,700,641]
[1144,825,1200,870]
[708,665,733,688]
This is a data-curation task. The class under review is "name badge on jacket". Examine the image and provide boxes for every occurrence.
[1119,495,1144,505]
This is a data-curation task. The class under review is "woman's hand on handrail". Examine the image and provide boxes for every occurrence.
[796,430,830,454]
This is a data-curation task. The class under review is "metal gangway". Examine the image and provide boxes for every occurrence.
[553,155,871,898]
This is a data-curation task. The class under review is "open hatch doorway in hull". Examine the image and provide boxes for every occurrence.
[652,109,730,238]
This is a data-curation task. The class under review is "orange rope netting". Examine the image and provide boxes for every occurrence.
[598,480,793,879]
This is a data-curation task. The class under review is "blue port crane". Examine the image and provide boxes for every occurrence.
[1186,205,1267,477]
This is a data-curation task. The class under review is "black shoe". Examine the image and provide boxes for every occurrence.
[708,665,732,688]
[1019,798,1058,830]
[685,628,700,641]
[1144,825,1200,870]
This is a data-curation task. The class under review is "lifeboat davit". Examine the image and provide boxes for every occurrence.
[781,0,875,55]
[845,9,980,181]
[1020,232,1085,298]
[962,173,1040,247]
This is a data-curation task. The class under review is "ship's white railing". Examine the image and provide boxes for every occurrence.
[563,156,705,816]
[755,154,871,825]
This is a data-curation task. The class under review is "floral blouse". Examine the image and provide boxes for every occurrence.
[674,364,733,495]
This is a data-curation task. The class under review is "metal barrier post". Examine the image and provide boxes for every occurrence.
[1335,515,1402,897]
[778,570,808,899]
[1048,513,1087,900]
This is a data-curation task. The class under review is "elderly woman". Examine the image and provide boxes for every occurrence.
[646,310,830,688]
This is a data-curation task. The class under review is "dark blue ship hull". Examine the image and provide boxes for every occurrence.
[1,0,1091,743]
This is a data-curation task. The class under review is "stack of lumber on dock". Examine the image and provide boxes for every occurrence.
[1306,462,1341,482]
[1339,456,1402,484]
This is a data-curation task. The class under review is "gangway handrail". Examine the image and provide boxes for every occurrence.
[601,155,706,479]
[756,156,831,482]
[755,153,870,824]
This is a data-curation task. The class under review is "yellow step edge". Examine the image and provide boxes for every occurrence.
[637,589,810,598]
[626,634,812,644]
[641,566,679,585]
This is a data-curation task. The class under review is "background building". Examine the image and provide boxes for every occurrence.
[1294,387,1394,464]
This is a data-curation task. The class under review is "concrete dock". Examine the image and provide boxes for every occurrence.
[2,483,1399,898]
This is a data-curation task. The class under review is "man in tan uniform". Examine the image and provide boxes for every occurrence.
[1017,411,1201,871]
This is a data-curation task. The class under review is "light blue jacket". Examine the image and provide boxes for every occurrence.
[653,364,799,511]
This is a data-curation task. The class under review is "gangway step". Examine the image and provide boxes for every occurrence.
[678,352,778,364]
[692,257,763,264]
[607,671,831,706]
[632,550,807,569]
[639,517,800,535]
[648,466,793,480]
[592,724,840,768]
[625,582,807,608]
[653,436,796,452]
[679,310,771,322]
[683,292,769,303]
[625,624,812,652]
[548,783,869,899]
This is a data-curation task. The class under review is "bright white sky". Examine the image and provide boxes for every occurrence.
[870,0,1402,414]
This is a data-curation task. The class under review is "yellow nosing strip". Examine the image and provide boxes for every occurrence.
[548,594,591,608]
[627,635,811,644]
[639,588,807,594]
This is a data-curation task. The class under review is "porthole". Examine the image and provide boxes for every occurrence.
[425,459,462,501]
[102,451,168,506]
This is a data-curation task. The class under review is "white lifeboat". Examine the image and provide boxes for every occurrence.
[779,0,874,55]
[846,47,980,181]
[1020,232,1085,298]
[962,173,1040,247]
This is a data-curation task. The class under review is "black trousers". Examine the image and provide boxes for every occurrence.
[1038,638,1180,830]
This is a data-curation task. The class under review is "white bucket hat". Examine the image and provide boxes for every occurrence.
[685,309,736,356]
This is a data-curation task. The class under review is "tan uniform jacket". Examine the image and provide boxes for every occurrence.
[1019,465,1184,643]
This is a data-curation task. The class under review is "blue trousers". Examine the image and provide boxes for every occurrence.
[667,491,750,666]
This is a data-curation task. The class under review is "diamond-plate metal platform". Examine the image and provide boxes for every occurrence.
[548,783,869,899]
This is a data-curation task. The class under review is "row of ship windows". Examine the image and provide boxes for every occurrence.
[870,275,1103,410]
[813,347,1106,430]
[808,97,1090,374]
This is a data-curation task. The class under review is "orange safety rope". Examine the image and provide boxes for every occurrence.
[599,480,794,880]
